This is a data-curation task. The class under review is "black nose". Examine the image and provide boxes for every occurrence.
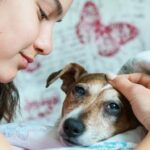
[63,118,85,138]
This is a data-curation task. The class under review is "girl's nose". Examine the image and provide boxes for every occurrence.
[34,21,54,55]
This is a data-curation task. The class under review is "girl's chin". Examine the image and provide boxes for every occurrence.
[0,77,15,83]
[0,71,16,83]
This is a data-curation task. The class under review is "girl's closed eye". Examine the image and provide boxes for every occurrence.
[38,6,49,20]
[57,19,62,22]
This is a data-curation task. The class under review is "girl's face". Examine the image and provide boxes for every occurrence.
[0,0,72,83]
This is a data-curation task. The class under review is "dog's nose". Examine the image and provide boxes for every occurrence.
[63,118,85,138]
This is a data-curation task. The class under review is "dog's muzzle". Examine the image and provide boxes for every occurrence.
[63,118,85,138]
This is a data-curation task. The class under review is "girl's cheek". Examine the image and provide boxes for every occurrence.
[19,23,40,48]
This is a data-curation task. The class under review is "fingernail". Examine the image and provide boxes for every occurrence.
[106,73,117,80]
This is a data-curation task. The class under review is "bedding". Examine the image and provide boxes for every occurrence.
[0,119,146,150]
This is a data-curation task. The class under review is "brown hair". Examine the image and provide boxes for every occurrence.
[0,82,19,122]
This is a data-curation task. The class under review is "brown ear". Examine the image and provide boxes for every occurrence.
[46,63,87,93]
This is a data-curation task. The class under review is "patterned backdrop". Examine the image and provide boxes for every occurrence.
[14,0,150,122]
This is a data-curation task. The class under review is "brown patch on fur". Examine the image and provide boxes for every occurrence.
[46,63,87,94]
[113,95,139,134]
[78,73,107,85]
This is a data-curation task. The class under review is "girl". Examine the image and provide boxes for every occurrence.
[0,0,72,149]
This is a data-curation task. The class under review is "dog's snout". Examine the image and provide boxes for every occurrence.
[63,118,85,138]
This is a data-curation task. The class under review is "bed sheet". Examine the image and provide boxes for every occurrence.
[0,119,146,150]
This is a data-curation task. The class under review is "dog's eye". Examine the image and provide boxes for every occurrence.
[104,102,121,116]
[74,85,86,97]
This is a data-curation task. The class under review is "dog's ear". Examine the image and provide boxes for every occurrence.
[46,63,87,93]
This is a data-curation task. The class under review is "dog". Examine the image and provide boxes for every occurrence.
[45,62,142,146]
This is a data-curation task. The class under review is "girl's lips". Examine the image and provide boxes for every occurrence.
[20,55,28,69]
[20,53,34,63]
[19,53,34,69]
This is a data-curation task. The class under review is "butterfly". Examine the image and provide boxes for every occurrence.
[76,1,138,57]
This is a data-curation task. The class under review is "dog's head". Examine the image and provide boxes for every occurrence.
[46,63,139,146]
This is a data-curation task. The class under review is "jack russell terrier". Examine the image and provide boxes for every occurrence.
[46,51,150,146]
[46,58,146,146]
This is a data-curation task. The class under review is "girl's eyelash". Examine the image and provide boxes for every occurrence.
[39,7,48,20]
[57,19,62,22]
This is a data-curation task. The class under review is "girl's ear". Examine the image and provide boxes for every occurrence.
[46,63,87,94]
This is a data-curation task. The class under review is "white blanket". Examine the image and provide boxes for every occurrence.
[0,119,146,150]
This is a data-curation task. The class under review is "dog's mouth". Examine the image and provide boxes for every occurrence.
[64,138,79,146]
[60,135,81,146]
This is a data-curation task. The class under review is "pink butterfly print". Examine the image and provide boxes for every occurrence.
[24,96,59,120]
[76,1,139,57]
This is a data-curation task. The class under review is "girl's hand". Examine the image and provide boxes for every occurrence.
[107,73,150,131]
[0,133,12,150]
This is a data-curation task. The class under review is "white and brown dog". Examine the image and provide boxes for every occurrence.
[45,63,143,146]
